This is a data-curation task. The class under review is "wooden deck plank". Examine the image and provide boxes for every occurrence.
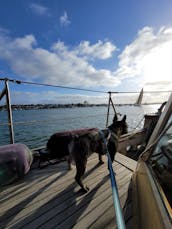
[0,153,135,229]
[2,172,110,228]
[72,181,131,229]
[0,155,112,198]
[0,163,122,216]
[37,171,132,229]
[0,159,123,214]
[2,165,129,228]
[115,153,137,171]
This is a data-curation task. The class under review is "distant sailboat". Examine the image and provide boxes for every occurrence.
[135,88,143,106]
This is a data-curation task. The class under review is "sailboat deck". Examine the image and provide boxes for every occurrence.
[0,153,136,229]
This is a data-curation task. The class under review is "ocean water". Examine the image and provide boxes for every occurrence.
[0,105,160,149]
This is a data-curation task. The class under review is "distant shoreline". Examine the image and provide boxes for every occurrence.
[0,103,160,111]
[0,103,107,111]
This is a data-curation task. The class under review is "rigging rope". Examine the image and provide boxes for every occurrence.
[131,116,145,131]
[1,77,171,94]
[0,78,107,94]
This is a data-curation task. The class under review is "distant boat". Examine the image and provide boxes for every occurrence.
[135,88,143,106]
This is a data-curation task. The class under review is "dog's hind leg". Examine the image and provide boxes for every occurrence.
[75,160,89,193]
[98,154,104,164]
[66,155,72,170]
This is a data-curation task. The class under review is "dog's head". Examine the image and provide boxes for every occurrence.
[109,114,128,136]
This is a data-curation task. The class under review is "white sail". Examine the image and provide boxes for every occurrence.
[135,88,143,105]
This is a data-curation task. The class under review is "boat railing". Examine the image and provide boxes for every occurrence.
[0,77,171,146]
[0,78,172,228]
[0,78,14,144]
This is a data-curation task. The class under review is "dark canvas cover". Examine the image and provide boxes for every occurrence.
[0,143,33,186]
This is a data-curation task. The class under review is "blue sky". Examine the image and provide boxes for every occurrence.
[0,0,172,104]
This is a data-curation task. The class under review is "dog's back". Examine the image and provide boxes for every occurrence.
[46,128,99,159]
[69,131,98,159]
[47,132,72,158]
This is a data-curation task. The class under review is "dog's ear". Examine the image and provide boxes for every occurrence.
[121,115,126,122]
[113,114,118,123]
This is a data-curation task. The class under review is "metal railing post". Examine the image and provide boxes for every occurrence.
[5,79,14,144]
[110,96,118,116]
[106,92,111,127]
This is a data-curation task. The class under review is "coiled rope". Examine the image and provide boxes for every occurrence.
[99,130,126,229]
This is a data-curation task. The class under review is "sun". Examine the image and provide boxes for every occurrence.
[143,40,172,89]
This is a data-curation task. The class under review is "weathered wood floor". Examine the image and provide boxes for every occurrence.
[0,153,136,229]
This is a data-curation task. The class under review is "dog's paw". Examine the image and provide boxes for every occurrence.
[82,185,89,193]
[68,166,72,170]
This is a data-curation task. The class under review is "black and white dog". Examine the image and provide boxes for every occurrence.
[46,114,127,192]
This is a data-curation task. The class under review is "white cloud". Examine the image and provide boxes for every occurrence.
[145,81,171,91]
[0,34,119,88]
[60,11,71,27]
[76,40,117,59]
[52,40,117,60]
[29,3,49,16]
[14,35,37,49]
[115,27,172,90]
[0,25,172,105]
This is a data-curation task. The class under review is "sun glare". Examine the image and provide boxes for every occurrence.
[143,40,172,89]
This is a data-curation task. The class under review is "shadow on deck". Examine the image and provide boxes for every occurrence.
[0,153,136,229]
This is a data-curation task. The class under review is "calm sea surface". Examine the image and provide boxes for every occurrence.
[0,105,159,149]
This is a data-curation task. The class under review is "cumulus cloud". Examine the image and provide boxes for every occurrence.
[115,27,172,90]
[75,40,117,59]
[29,3,49,16]
[14,35,37,49]
[60,11,71,26]
[0,26,172,105]
[0,34,119,88]
[145,81,171,91]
